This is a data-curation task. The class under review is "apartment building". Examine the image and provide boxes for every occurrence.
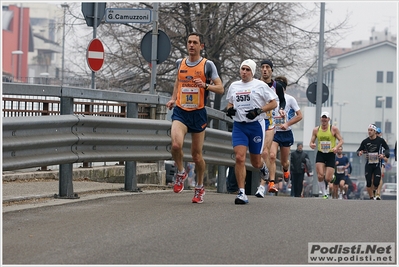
[301,29,397,180]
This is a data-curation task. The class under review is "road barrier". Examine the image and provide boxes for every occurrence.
[2,82,282,199]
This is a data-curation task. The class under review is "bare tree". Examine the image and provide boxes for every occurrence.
[65,2,350,109]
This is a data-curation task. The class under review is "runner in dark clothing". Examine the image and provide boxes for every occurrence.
[356,124,390,200]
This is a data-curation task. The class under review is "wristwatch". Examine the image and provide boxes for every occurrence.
[205,83,209,90]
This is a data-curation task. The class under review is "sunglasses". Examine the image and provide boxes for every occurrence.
[241,67,251,72]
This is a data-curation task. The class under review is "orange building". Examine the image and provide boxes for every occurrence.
[2,5,30,82]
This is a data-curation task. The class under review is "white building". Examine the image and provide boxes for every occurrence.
[301,30,397,180]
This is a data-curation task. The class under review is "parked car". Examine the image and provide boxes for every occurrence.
[381,183,397,200]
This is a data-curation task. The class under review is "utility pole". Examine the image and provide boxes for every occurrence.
[312,2,325,197]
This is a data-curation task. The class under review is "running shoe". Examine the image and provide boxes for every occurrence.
[268,181,278,193]
[260,166,269,182]
[192,187,205,203]
[173,171,188,193]
[323,195,329,199]
[375,195,381,200]
[283,170,290,183]
[255,185,265,198]
[235,191,248,204]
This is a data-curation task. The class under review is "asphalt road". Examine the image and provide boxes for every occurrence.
[2,191,397,265]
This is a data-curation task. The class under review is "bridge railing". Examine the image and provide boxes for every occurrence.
[2,82,282,198]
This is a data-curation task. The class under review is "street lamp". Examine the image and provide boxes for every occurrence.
[377,97,385,134]
[11,50,23,81]
[333,101,349,130]
[61,3,69,86]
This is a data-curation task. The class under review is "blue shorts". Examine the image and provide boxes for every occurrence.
[171,106,207,133]
[273,130,294,147]
[232,120,265,154]
[333,173,345,185]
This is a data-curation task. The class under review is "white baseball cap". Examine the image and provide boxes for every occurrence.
[321,111,330,118]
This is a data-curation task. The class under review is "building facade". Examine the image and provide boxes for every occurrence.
[2,4,30,81]
[302,31,397,181]
[2,3,62,83]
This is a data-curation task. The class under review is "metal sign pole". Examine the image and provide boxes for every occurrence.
[312,2,325,197]
[91,2,98,90]
[149,2,159,95]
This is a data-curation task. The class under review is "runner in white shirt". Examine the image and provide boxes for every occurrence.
[225,59,278,204]
[255,76,303,197]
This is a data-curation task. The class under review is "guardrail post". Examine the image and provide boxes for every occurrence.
[55,164,79,199]
[40,101,50,171]
[124,102,139,191]
[217,166,227,193]
[58,96,78,198]
[82,103,92,168]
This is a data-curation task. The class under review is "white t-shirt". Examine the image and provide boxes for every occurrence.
[275,93,300,132]
[226,79,278,123]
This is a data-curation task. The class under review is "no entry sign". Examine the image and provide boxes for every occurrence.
[86,38,104,72]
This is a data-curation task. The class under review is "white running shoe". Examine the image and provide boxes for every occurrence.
[235,191,249,204]
[255,185,265,198]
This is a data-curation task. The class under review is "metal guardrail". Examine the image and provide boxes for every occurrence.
[2,82,282,198]
[2,114,241,170]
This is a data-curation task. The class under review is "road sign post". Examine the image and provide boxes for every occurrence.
[86,38,104,72]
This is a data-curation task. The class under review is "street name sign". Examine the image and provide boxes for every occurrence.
[105,8,152,24]
[86,38,104,72]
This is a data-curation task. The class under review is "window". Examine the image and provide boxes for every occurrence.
[386,96,392,108]
[385,122,391,134]
[376,71,383,83]
[387,71,394,83]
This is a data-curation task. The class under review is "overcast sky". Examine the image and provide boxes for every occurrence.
[321,1,398,47]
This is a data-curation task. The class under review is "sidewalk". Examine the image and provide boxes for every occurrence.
[2,179,172,213]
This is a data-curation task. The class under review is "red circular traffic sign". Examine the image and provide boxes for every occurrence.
[86,38,104,72]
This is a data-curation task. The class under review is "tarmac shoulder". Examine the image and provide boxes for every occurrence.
[2,179,173,213]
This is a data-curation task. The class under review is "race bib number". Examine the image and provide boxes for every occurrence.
[320,141,331,153]
[234,90,252,109]
[274,116,285,127]
[180,87,199,108]
[368,152,379,164]
[336,165,345,174]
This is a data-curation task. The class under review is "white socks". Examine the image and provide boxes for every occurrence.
[318,181,327,196]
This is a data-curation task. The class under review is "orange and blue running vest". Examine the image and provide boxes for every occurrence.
[176,58,208,111]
